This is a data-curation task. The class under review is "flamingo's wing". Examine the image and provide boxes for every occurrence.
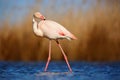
[38,20,77,40]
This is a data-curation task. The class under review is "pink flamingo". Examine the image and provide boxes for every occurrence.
[32,12,77,72]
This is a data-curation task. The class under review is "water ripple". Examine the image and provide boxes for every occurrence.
[0,61,120,80]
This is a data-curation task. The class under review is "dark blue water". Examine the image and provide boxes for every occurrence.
[0,61,120,80]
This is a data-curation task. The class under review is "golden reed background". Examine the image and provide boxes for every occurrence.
[0,0,120,61]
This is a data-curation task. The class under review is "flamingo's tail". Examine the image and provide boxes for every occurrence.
[71,34,77,40]
[66,33,77,40]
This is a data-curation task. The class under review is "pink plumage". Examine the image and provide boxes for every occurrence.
[37,20,77,40]
[32,12,77,72]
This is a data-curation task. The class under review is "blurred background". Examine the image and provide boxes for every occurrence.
[0,0,120,61]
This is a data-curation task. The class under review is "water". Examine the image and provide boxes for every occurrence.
[0,61,120,80]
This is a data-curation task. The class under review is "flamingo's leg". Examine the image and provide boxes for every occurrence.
[56,40,72,72]
[44,40,51,71]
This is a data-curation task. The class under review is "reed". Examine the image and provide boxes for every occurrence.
[0,0,120,61]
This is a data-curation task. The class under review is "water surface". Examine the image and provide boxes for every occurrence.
[0,61,120,80]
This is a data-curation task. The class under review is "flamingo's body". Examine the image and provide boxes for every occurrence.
[33,12,77,72]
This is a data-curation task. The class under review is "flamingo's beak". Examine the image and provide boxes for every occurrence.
[40,16,46,20]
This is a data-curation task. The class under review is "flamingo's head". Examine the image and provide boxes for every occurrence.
[33,12,46,20]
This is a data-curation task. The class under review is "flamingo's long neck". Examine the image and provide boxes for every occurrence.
[32,18,43,36]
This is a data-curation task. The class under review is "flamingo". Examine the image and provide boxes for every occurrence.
[32,12,77,72]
